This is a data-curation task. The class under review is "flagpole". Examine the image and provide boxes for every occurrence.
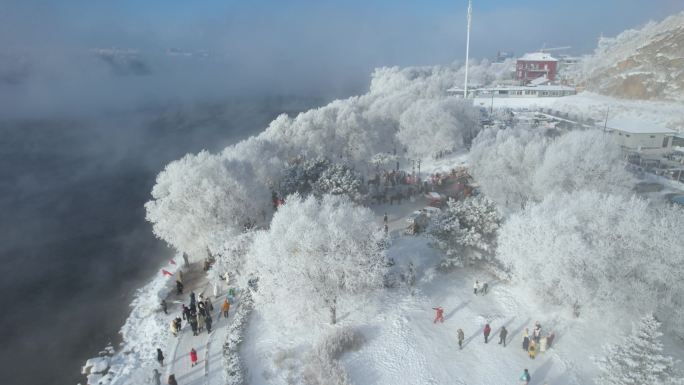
[463,0,472,99]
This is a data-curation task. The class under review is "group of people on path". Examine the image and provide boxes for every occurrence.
[432,280,557,384]
[169,291,215,338]
[522,321,555,360]
[159,274,235,385]
[473,280,489,295]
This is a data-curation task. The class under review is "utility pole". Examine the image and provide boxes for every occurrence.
[490,91,494,114]
[417,159,421,180]
[603,106,610,132]
[463,0,473,99]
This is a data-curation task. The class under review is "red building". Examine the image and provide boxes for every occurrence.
[516,52,558,84]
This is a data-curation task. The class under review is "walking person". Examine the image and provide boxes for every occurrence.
[205,314,213,333]
[432,307,444,323]
[221,299,230,319]
[161,300,168,315]
[457,328,465,350]
[519,369,531,385]
[522,328,530,351]
[170,320,178,337]
[533,322,542,344]
[190,292,196,308]
[151,369,162,385]
[473,280,479,295]
[190,348,198,367]
[205,297,214,313]
[483,323,492,343]
[176,280,184,295]
[499,326,508,347]
[482,281,489,295]
[528,340,537,359]
[383,212,388,225]
[156,348,164,367]
[168,374,178,385]
[546,331,555,349]
[189,317,198,336]
[197,311,205,332]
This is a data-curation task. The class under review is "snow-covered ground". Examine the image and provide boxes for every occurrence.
[239,195,642,385]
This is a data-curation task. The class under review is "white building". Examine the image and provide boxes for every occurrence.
[447,84,576,98]
[607,119,677,155]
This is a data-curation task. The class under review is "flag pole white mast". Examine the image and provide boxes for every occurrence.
[463,0,472,99]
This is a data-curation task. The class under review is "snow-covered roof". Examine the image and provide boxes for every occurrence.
[607,118,677,134]
[475,85,576,92]
[519,52,558,62]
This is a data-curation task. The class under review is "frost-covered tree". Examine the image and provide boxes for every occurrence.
[251,194,387,324]
[311,163,364,201]
[533,130,634,197]
[430,196,501,268]
[397,98,479,157]
[468,128,547,212]
[209,231,256,289]
[279,157,331,197]
[497,191,684,333]
[370,152,399,171]
[469,128,634,213]
[277,158,364,201]
[145,151,269,260]
[594,314,683,385]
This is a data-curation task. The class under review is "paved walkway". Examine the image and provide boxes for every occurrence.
[162,263,234,385]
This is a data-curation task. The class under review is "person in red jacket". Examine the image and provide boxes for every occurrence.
[483,323,492,343]
[190,348,198,367]
[432,307,444,323]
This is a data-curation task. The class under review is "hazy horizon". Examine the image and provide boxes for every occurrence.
[2,1,683,118]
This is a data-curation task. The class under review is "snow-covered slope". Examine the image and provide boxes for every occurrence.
[572,12,684,102]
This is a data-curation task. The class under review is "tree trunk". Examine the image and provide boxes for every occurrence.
[330,297,337,324]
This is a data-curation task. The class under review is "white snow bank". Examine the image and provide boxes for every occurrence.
[82,258,180,385]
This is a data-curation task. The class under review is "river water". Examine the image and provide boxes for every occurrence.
[0,97,324,385]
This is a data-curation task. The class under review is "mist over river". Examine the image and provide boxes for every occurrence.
[0,96,327,385]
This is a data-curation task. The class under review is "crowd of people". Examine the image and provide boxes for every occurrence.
[152,263,236,385]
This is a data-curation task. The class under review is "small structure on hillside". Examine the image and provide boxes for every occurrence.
[516,52,559,84]
[607,119,677,155]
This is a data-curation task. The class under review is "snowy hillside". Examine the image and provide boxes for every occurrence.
[571,12,684,102]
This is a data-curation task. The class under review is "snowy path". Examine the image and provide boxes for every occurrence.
[160,264,233,385]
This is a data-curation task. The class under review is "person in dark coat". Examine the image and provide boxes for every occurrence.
[161,300,168,315]
[168,374,178,385]
[151,369,162,385]
[547,331,555,349]
[190,292,196,307]
[176,280,184,295]
[499,326,508,347]
[457,328,465,349]
[523,329,530,351]
[156,348,164,366]
[205,314,213,333]
[181,305,189,320]
[189,317,198,336]
[483,323,492,343]
[205,298,214,312]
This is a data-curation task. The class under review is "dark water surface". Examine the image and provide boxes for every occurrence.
[0,97,324,385]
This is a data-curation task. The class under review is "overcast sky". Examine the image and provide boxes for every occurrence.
[1,0,682,115]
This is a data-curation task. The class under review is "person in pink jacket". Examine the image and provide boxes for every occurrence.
[432,307,444,323]
[190,348,198,367]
